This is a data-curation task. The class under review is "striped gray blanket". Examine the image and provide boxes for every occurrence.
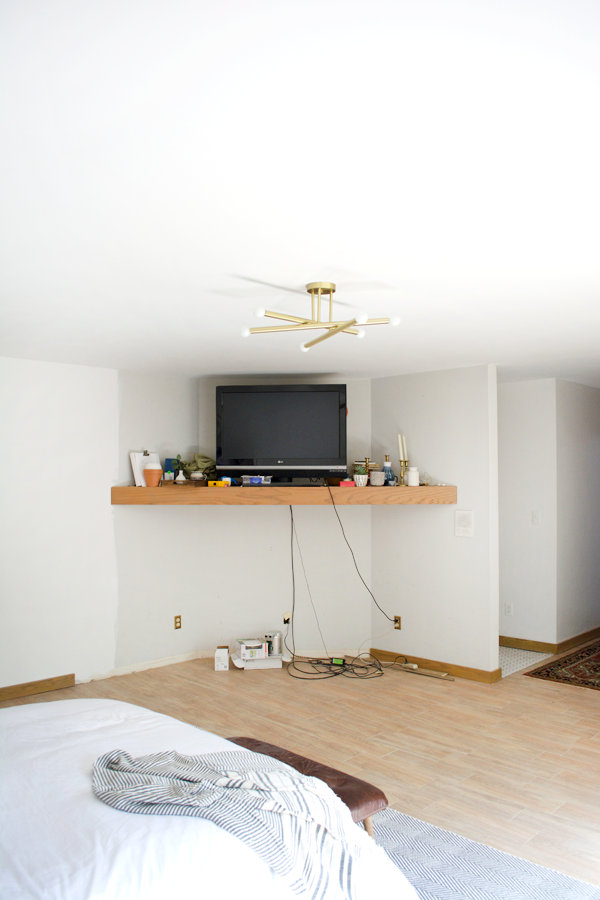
[93,748,364,900]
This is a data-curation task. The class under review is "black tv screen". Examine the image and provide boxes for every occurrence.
[216,384,347,479]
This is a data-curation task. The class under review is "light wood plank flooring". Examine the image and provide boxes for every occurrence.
[2,649,599,885]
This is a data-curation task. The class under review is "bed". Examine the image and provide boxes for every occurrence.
[0,698,418,899]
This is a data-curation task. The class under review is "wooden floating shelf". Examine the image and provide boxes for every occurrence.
[111,485,457,506]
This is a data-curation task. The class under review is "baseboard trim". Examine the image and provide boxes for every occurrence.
[500,625,600,656]
[370,648,501,683]
[557,626,600,654]
[0,673,75,701]
[499,636,557,653]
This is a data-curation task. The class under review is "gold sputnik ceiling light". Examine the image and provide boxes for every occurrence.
[241,282,400,351]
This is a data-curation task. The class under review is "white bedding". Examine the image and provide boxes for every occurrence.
[0,699,418,900]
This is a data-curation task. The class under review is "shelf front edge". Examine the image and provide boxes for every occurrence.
[111,485,457,506]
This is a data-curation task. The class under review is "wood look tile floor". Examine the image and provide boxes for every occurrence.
[3,651,600,885]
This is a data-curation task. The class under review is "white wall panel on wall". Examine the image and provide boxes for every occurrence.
[118,370,200,483]
[370,365,499,673]
[114,503,371,665]
[498,379,558,643]
[0,357,119,686]
[556,380,600,642]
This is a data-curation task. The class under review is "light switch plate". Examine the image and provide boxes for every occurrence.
[455,509,474,537]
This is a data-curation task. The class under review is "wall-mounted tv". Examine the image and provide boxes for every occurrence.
[216,384,347,480]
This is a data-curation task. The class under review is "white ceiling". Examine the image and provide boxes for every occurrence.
[1,0,599,385]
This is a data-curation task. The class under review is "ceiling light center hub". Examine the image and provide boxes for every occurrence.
[306,282,336,294]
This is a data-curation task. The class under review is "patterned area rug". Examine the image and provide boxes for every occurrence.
[374,808,600,899]
[524,640,600,690]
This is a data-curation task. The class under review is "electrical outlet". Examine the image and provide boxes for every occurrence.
[174,615,181,629]
[394,615,401,630]
[504,603,514,617]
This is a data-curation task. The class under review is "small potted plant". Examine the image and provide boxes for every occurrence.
[354,464,368,487]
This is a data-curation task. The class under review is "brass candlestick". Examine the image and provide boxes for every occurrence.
[399,459,409,485]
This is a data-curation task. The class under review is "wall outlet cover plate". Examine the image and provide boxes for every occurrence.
[455,509,473,537]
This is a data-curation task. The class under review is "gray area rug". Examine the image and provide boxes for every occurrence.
[374,808,600,900]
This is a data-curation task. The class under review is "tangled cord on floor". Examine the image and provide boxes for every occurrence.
[285,649,410,680]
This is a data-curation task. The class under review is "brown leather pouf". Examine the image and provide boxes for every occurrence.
[228,736,388,837]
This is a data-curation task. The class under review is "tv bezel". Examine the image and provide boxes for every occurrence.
[216,383,347,480]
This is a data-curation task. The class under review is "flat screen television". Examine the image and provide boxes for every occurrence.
[216,384,347,480]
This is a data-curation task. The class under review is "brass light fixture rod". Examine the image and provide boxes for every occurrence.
[250,322,360,335]
[303,318,358,349]
[242,281,397,350]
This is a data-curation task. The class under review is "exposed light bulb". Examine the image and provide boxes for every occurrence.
[300,343,310,352]
[254,307,266,318]
[241,327,251,338]
[357,329,366,339]
[390,316,401,327]
[355,312,368,325]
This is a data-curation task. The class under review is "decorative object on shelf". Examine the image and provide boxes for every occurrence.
[175,469,187,483]
[420,471,433,486]
[370,471,386,486]
[398,434,408,461]
[353,458,379,482]
[172,453,217,480]
[241,281,401,352]
[406,467,419,487]
[340,479,356,487]
[382,455,396,486]
[164,458,178,477]
[129,450,161,487]
[354,464,368,487]
[397,434,409,485]
[143,462,163,487]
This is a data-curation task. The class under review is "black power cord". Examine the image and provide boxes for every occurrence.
[285,504,399,681]
[326,484,395,623]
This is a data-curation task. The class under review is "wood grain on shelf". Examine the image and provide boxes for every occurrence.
[111,485,457,506]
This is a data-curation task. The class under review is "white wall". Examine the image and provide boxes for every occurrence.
[0,357,119,686]
[117,370,200,484]
[113,374,373,666]
[498,380,558,642]
[370,365,499,673]
[556,380,600,641]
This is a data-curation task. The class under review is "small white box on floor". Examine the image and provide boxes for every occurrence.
[234,638,268,660]
[214,646,229,671]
